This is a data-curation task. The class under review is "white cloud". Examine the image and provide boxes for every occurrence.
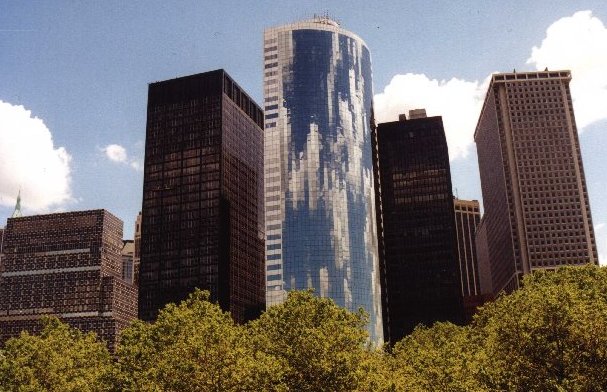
[527,10,607,129]
[130,161,143,172]
[101,144,143,172]
[103,144,128,163]
[374,10,607,161]
[374,74,489,160]
[0,101,72,211]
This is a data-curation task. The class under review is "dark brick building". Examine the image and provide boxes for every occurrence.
[139,69,265,323]
[475,70,598,297]
[373,110,463,344]
[0,210,137,350]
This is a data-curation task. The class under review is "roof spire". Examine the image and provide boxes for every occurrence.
[11,190,22,218]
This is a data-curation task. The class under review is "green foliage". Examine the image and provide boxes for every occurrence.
[474,265,607,391]
[249,290,371,392]
[113,289,283,392]
[0,317,112,392]
[3,266,607,391]
[378,265,607,392]
[391,322,486,392]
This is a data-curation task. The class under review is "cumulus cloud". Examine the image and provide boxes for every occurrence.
[101,143,143,171]
[527,10,607,129]
[374,74,489,160]
[103,144,127,163]
[374,10,607,160]
[0,101,72,211]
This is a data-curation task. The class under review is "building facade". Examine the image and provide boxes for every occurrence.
[0,210,137,350]
[139,70,265,323]
[263,17,382,342]
[0,228,4,266]
[133,211,141,284]
[475,70,598,296]
[121,240,135,284]
[453,198,487,320]
[374,110,463,344]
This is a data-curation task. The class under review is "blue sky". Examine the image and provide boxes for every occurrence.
[1,1,606,262]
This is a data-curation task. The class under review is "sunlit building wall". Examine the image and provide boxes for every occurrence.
[475,70,598,296]
[263,17,382,342]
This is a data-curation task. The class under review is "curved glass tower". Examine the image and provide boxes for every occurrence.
[263,17,382,342]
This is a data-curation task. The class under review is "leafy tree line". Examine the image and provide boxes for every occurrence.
[2,265,607,391]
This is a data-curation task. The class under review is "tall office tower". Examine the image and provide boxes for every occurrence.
[263,16,382,342]
[133,211,142,284]
[139,70,265,323]
[475,70,598,296]
[374,110,463,344]
[453,198,485,320]
[0,210,137,350]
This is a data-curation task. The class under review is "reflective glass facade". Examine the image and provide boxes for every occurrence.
[264,18,382,342]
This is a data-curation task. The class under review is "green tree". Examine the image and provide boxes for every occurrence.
[113,289,284,392]
[391,322,485,392]
[474,265,607,391]
[355,348,398,392]
[248,290,371,392]
[0,317,112,392]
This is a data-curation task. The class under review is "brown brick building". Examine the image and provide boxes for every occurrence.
[475,70,598,297]
[0,210,138,349]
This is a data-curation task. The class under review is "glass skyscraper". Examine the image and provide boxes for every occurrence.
[263,17,382,342]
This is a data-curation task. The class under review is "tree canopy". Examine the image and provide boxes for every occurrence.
[0,317,111,392]
[1,265,607,391]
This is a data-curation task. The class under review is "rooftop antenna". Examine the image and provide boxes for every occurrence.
[11,189,22,218]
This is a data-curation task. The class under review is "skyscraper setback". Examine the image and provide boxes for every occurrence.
[373,110,463,343]
[139,70,265,323]
[475,70,598,296]
[263,17,382,342]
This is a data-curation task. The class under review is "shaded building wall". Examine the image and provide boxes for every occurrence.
[121,240,135,284]
[475,90,519,295]
[375,114,463,344]
[139,70,264,323]
[133,211,141,284]
[263,18,382,343]
[453,198,489,320]
[0,210,137,350]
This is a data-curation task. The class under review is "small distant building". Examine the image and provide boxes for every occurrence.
[0,227,4,263]
[453,198,490,320]
[122,240,135,284]
[0,210,138,350]
[133,212,142,284]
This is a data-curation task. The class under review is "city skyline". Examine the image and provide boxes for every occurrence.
[1,2,606,264]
